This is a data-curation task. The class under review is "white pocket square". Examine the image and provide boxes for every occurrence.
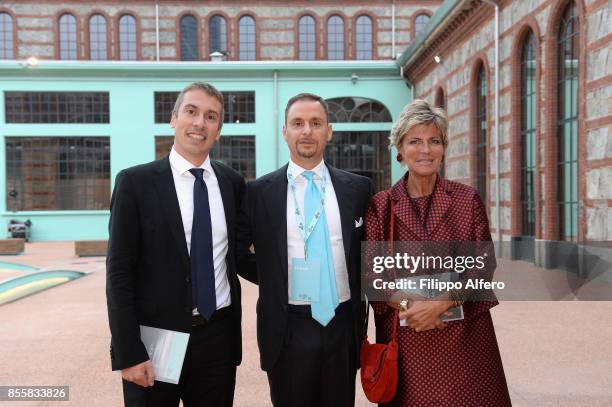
[354,217,363,228]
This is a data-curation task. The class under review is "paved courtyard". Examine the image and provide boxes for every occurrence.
[1,242,611,406]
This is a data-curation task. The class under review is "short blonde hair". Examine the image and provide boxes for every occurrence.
[389,99,448,150]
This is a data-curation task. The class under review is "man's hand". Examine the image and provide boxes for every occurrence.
[121,360,155,387]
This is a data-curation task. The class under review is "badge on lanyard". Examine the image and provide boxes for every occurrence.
[290,258,321,302]
[287,167,328,303]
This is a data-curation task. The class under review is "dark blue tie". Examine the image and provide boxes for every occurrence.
[189,168,216,319]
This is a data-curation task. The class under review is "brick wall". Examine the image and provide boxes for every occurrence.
[0,0,441,61]
[403,0,612,243]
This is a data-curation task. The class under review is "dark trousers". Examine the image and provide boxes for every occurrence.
[267,300,357,407]
[122,308,236,407]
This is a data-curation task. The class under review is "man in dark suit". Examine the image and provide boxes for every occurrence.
[106,82,254,407]
[238,93,374,406]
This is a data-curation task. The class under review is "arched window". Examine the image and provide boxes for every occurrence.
[118,14,137,60]
[298,15,316,60]
[89,14,107,60]
[521,30,537,237]
[180,14,198,60]
[59,13,77,60]
[327,15,344,60]
[326,97,391,123]
[238,15,256,61]
[414,14,430,37]
[475,63,488,205]
[557,2,579,242]
[209,15,227,56]
[355,15,372,60]
[0,12,14,59]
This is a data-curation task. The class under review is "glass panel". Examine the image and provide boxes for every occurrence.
[155,135,256,180]
[59,14,77,60]
[238,16,256,61]
[520,30,536,236]
[5,92,110,123]
[180,15,198,61]
[414,14,430,36]
[5,137,110,210]
[209,15,227,55]
[326,97,391,123]
[355,15,372,60]
[89,14,107,60]
[476,65,487,204]
[119,15,137,60]
[327,15,344,60]
[0,12,14,59]
[557,2,579,241]
[324,131,390,192]
[154,91,255,124]
[299,16,316,60]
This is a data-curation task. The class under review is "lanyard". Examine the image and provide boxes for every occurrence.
[287,166,328,260]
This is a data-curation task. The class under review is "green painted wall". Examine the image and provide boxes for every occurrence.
[0,61,410,241]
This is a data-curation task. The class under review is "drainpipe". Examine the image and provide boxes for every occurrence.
[273,70,279,168]
[483,0,501,244]
[392,0,396,58]
[155,1,160,61]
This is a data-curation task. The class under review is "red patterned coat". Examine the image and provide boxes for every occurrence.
[365,175,511,406]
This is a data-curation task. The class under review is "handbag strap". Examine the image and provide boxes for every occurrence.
[363,196,399,341]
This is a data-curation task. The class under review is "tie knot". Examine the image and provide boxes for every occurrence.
[189,168,204,181]
[301,171,316,182]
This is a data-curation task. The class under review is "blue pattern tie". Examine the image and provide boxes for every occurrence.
[302,171,339,326]
[189,168,216,319]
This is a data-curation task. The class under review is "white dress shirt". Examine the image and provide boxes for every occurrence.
[169,147,231,313]
[286,159,350,305]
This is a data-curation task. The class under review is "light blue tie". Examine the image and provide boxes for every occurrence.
[302,171,339,326]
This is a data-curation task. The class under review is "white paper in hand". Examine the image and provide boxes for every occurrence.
[139,325,190,384]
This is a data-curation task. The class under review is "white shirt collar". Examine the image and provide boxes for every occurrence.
[288,158,326,182]
[169,146,212,176]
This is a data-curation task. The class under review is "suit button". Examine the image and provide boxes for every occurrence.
[185,275,191,283]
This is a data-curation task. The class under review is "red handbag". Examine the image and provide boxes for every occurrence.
[360,199,399,403]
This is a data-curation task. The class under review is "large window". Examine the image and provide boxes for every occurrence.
[5,137,110,211]
[355,15,372,60]
[557,2,579,242]
[238,15,256,61]
[155,136,256,180]
[326,97,391,123]
[154,91,255,124]
[521,30,537,237]
[414,14,431,37]
[298,15,316,60]
[0,12,14,59]
[209,15,227,56]
[327,15,344,60]
[475,64,488,205]
[59,13,77,60]
[119,14,137,60]
[325,132,390,191]
[5,92,110,123]
[180,14,198,61]
[89,14,107,60]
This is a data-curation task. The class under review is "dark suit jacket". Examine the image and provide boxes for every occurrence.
[106,156,252,371]
[237,163,374,371]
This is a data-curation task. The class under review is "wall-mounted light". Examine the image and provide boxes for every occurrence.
[351,73,359,84]
[434,55,442,64]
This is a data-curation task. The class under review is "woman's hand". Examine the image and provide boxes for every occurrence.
[400,299,454,332]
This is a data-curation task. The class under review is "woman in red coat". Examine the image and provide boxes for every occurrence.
[364,99,511,406]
